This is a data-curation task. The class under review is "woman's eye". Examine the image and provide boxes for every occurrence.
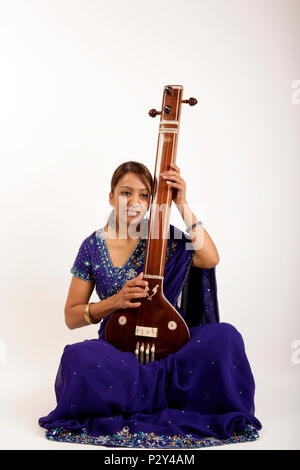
[121,191,149,198]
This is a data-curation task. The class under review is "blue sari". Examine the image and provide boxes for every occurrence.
[38,221,262,448]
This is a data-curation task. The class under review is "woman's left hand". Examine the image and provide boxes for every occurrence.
[160,162,187,206]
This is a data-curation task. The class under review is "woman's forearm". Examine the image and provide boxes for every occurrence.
[65,295,119,330]
[176,201,220,268]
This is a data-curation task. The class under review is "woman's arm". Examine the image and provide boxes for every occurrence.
[160,163,220,269]
[176,201,220,269]
[64,276,119,330]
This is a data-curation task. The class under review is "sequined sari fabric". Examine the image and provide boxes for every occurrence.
[38,222,262,448]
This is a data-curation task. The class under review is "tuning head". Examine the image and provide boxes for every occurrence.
[149,86,197,118]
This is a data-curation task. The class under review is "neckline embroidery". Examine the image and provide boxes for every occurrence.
[95,225,148,271]
[100,227,144,270]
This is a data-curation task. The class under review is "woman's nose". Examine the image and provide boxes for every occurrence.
[130,195,142,205]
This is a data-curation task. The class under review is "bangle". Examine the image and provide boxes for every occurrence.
[186,221,203,233]
[83,302,98,324]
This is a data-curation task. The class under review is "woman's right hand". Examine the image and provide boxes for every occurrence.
[114,272,149,309]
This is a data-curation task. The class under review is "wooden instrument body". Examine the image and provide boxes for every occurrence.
[105,276,190,362]
[105,85,197,363]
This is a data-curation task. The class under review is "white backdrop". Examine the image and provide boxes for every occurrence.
[0,0,299,450]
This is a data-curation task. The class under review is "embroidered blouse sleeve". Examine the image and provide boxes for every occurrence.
[70,237,95,283]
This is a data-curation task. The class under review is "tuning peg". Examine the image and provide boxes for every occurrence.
[148,105,172,118]
[181,97,197,106]
[148,109,161,118]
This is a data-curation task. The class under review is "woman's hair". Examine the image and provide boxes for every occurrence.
[110,161,153,195]
[107,161,153,227]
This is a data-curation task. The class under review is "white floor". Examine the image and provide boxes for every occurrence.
[1,361,299,450]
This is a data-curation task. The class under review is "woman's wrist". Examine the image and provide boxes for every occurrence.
[89,295,119,322]
[176,201,201,231]
[186,220,203,233]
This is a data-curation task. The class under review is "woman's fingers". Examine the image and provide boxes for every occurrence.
[127,291,147,299]
[127,280,148,288]
[125,299,141,308]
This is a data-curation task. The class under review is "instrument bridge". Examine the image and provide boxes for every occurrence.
[135,325,158,338]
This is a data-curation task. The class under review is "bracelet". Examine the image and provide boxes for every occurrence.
[186,220,203,233]
[83,302,99,324]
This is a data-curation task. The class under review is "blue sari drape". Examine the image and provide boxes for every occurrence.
[38,221,262,448]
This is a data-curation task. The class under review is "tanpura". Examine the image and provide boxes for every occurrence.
[105,85,197,363]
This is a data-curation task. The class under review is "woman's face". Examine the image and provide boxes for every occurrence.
[109,172,151,232]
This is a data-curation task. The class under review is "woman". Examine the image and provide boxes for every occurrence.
[38,161,262,448]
